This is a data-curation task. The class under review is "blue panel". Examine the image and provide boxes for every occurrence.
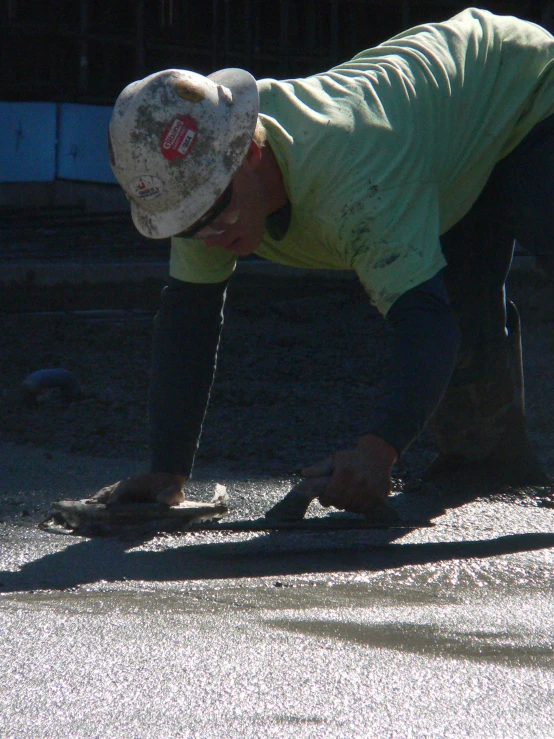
[0,103,57,182]
[57,104,116,183]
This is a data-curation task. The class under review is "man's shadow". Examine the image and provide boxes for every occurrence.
[1,510,553,595]
[1,463,552,594]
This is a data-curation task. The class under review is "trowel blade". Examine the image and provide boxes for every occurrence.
[264,478,329,521]
[39,497,229,536]
[187,517,434,532]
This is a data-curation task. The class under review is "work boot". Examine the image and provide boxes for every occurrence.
[426,301,550,486]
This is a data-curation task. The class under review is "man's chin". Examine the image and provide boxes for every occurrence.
[225,238,258,257]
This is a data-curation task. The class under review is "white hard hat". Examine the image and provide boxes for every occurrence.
[108,67,259,239]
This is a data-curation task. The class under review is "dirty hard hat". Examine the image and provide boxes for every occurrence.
[108,68,259,239]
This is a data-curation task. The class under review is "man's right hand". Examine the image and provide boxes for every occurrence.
[89,473,186,507]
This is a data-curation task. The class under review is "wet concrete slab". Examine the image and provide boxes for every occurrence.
[1,441,553,738]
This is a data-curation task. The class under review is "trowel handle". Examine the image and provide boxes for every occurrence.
[265,476,401,524]
[291,476,331,495]
[264,477,331,521]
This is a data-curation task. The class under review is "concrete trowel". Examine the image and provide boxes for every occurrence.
[39,478,431,537]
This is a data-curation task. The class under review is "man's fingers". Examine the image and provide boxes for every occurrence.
[318,481,346,508]
[88,474,187,507]
[156,485,185,506]
[318,469,382,513]
[319,484,370,513]
[295,476,331,498]
[88,480,134,504]
[87,485,114,504]
[318,465,352,507]
[301,456,334,478]
[90,481,150,506]
[320,479,389,514]
[105,480,153,505]
[307,442,395,515]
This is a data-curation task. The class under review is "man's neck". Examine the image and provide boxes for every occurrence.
[259,143,289,216]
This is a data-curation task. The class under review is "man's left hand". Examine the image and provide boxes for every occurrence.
[302,434,398,515]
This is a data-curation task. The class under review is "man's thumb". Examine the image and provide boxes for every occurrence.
[301,456,334,478]
[156,484,185,506]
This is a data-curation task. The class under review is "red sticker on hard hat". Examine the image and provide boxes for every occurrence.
[160,115,198,162]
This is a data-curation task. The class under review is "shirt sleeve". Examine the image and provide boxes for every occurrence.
[364,270,461,455]
[149,276,228,476]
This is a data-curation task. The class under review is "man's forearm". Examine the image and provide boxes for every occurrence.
[148,277,228,476]
[365,272,461,456]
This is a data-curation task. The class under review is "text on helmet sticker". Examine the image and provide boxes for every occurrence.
[161,115,198,162]
[130,175,164,200]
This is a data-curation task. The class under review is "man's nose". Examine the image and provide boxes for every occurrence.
[197,206,240,240]
[219,204,240,226]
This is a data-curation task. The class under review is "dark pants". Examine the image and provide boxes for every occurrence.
[431,115,554,476]
[441,113,554,366]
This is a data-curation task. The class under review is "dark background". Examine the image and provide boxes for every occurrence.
[1,1,554,486]
[1,0,553,105]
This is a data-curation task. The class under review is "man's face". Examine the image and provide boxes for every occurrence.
[191,144,266,257]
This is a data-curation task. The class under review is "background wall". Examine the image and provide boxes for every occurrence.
[2,0,552,105]
[1,0,553,201]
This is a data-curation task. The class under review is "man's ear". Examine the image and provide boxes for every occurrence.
[242,139,262,170]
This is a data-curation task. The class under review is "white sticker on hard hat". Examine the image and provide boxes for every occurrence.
[161,115,198,162]
[130,175,164,200]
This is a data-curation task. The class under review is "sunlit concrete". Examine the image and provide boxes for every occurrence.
[1,441,553,738]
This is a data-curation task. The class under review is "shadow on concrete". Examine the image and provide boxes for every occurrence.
[266,617,554,668]
[1,530,553,593]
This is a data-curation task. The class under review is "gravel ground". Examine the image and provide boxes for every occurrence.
[1,267,554,501]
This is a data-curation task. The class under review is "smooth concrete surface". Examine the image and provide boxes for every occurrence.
[1,441,553,738]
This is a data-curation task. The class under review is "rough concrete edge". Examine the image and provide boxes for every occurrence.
[0,256,540,286]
